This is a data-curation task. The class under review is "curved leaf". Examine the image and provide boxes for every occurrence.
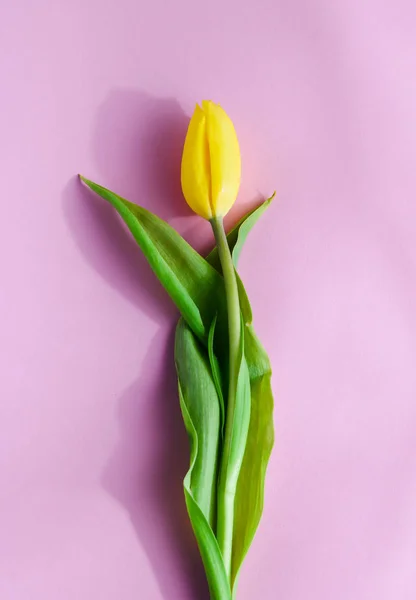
[231,326,274,591]
[208,315,225,436]
[206,193,275,271]
[231,192,275,266]
[80,176,223,341]
[175,319,231,600]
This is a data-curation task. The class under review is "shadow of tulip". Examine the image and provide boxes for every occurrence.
[90,88,192,222]
[62,89,210,599]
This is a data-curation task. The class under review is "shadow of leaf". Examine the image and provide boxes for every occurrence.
[102,327,209,600]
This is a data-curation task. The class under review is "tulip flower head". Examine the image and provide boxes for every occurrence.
[181,100,241,220]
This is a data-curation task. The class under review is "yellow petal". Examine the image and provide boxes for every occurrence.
[181,104,212,219]
[203,100,241,218]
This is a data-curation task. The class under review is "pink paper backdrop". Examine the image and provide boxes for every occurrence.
[1,1,416,598]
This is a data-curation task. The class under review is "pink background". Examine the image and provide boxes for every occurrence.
[1,1,416,598]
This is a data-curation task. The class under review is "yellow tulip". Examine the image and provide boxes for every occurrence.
[181,100,241,220]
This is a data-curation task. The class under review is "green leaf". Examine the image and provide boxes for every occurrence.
[231,325,274,591]
[208,315,225,436]
[215,313,252,577]
[182,481,231,600]
[175,319,231,600]
[236,272,252,325]
[80,176,223,341]
[206,193,275,271]
[227,331,251,489]
[231,192,275,267]
[175,319,220,526]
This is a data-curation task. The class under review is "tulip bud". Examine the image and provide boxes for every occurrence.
[181,100,241,220]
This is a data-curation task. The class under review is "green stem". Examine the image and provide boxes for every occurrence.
[211,216,241,579]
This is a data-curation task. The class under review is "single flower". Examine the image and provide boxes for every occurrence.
[181,100,241,220]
